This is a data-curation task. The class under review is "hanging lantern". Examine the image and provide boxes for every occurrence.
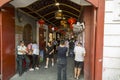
[60,19,67,28]
[54,27,58,31]
[68,17,76,30]
[38,19,45,27]
[60,30,66,35]
[55,10,63,19]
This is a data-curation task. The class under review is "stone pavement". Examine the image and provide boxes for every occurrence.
[10,57,84,80]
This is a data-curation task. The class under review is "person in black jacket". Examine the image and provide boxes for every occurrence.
[69,39,75,57]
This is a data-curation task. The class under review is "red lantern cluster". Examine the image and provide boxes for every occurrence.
[38,19,45,27]
[60,30,66,35]
[68,17,76,29]
[48,25,59,31]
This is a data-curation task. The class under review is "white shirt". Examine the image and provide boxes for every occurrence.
[74,46,86,62]
[65,40,69,48]
[32,44,39,55]
[17,46,27,55]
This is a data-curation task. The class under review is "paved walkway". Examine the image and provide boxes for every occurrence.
[10,57,84,80]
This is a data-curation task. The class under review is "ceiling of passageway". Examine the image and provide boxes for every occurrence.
[10,0,91,26]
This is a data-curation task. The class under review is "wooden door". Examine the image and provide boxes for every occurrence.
[1,4,15,80]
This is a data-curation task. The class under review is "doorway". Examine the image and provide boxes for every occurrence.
[0,0,105,80]
[23,24,33,45]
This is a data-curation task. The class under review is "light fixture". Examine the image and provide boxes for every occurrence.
[55,2,60,6]
[55,10,63,19]
[58,10,62,12]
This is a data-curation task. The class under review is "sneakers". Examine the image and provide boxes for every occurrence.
[76,77,79,80]
[52,63,54,67]
[29,68,34,71]
[44,66,48,69]
[35,67,39,70]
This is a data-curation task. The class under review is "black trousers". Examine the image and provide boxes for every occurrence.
[32,54,39,68]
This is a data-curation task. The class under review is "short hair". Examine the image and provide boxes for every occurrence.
[78,42,82,45]
[60,40,65,45]
[20,40,24,44]
[33,41,37,44]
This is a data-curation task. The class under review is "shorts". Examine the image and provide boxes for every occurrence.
[46,53,54,58]
[74,60,83,68]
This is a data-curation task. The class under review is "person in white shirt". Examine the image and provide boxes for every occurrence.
[29,41,39,71]
[65,39,69,56]
[17,41,30,76]
[74,42,86,79]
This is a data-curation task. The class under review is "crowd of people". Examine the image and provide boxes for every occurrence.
[16,38,86,80]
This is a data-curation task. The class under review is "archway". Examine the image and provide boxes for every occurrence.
[23,24,33,45]
[0,0,105,80]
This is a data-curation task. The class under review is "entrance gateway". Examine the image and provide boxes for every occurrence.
[0,0,105,80]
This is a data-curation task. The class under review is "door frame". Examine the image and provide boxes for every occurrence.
[0,0,105,80]
[85,0,105,80]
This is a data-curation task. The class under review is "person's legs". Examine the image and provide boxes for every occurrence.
[62,64,67,80]
[51,58,54,66]
[76,62,83,79]
[24,55,30,71]
[50,54,54,66]
[74,67,77,78]
[45,57,49,68]
[29,55,34,71]
[74,61,78,78]
[57,64,62,80]
[76,68,81,79]
[32,54,36,69]
[18,56,23,76]
[34,55,39,69]
[36,55,39,67]
[69,49,74,57]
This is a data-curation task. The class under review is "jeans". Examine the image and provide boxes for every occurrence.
[57,58,67,80]
[17,55,30,75]
[69,49,74,57]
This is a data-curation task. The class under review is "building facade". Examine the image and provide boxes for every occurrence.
[103,0,120,80]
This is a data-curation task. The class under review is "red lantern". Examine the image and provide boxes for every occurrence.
[48,25,52,29]
[54,27,58,31]
[60,30,66,35]
[38,19,45,27]
[68,17,76,29]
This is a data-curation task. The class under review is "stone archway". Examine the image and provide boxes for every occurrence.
[23,24,33,45]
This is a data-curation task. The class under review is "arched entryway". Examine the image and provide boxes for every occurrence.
[0,0,105,80]
[23,24,33,45]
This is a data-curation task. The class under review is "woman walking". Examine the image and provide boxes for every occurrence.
[44,42,54,68]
